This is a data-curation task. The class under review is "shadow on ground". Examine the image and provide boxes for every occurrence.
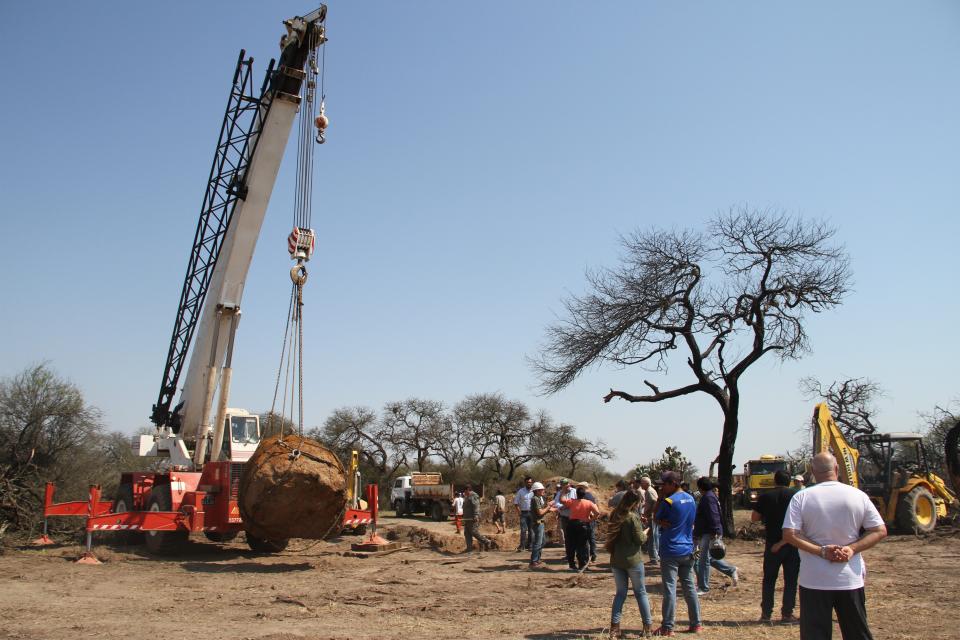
[180,561,314,573]
[525,627,607,639]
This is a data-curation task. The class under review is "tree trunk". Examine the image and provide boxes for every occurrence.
[716,398,739,536]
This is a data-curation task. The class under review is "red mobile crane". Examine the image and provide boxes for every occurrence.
[36,6,379,560]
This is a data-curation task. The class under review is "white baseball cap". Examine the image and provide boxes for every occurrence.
[531,482,545,491]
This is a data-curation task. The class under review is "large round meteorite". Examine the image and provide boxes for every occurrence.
[238,434,348,540]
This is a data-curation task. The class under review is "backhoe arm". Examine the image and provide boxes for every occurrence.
[812,402,860,488]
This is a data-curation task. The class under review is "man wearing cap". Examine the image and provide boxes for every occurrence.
[553,479,578,569]
[462,484,492,553]
[513,476,535,551]
[528,481,555,568]
[653,470,701,636]
[793,474,806,491]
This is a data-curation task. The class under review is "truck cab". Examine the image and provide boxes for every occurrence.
[390,473,456,520]
[390,476,410,505]
[742,454,789,505]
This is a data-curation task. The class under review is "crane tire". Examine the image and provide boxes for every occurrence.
[245,533,289,553]
[896,485,937,534]
[111,483,144,545]
[204,531,239,543]
[143,487,189,554]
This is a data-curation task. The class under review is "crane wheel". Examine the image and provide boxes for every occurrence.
[111,483,144,545]
[896,485,937,534]
[143,487,189,554]
[204,531,239,543]
[245,533,288,553]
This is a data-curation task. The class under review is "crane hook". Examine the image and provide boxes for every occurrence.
[290,263,308,286]
[314,101,329,145]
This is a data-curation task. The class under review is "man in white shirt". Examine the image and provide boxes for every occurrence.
[783,452,887,640]
[513,476,535,551]
[552,479,579,569]
[635,475,660,564]
[452,493,464,534]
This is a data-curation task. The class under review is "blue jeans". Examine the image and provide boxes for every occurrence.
[611,564,653,625]
[660,554,701,631]
[648,521,660,562]
[696,534,737,592]
[519,512,531,549]
[529,522,545,563]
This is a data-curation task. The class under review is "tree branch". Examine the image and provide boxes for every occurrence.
[603,382,705,404]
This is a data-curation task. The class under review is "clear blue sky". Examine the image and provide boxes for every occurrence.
[1,1,958,475]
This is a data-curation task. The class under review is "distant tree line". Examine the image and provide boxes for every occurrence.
[303,392,613,488]
[0,366,615,540]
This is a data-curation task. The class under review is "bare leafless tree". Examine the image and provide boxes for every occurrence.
[534,421,613,478]
[451,394,502,466]
[800,377,883,440]
[382,398,447,472]
[452,393,535,480]
[317,406,405,481]
[437,410,473,470]
[533,207,851,533]
[920,402,959,487]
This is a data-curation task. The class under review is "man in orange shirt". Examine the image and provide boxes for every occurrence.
[560,484,601,570]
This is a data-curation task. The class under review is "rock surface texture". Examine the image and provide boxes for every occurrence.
[238,434,347,540]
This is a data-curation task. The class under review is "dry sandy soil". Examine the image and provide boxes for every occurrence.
[1,512,958,640]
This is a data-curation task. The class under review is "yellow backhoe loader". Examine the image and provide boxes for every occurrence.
[813,402,959,533]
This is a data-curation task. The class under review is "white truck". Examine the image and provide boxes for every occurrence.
[391,473,475,521]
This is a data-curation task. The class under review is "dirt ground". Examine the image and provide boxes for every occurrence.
[1,511,958,640]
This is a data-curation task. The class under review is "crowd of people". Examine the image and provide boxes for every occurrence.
[450,450,886,638]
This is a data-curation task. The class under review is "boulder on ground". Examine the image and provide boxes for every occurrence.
[238,434,347,540]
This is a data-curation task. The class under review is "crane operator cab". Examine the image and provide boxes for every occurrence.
[220,409,261,462]
[138,409,261,467]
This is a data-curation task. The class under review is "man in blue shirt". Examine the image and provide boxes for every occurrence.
[653,470,702,636]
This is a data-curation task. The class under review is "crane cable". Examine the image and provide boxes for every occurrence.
[269,19,325,447]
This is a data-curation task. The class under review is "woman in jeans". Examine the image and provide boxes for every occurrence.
[606,489,652,638]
